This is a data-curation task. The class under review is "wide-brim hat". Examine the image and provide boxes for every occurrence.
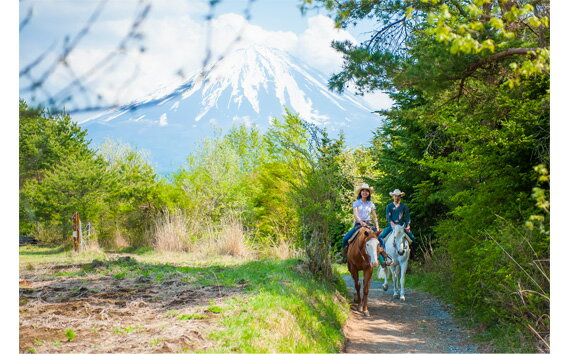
[389,189,405,197]
[355,183,374,196]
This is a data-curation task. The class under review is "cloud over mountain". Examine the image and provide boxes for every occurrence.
[82,46,381,174]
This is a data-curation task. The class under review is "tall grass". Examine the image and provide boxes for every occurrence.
[150,210,255,259]
[262,237,303,260]
[214,217,249,257]
[152,208,191,252]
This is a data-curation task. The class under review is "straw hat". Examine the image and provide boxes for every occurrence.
[389,189,405,197]
[355,183,374,196]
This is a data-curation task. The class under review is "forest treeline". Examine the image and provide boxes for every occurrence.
[20,0,549,351]
[304,0,549,350]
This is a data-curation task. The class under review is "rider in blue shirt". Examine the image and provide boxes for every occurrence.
[378,189,417,244]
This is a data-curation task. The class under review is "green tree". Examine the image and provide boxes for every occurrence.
[19,100,95,235]
[96,140,162,247]
[266,111,350,278]
[19,100,92,186]
[304,0,549,349]
[21,154,117,243]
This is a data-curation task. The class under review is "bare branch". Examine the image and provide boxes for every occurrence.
[19,6,33,32]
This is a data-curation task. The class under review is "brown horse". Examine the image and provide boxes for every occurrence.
[347,227,382,317]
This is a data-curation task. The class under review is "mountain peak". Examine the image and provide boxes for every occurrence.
[82,46,379,173]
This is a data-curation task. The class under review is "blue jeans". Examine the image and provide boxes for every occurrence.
[342,222,385,248]
[378,224,416,242]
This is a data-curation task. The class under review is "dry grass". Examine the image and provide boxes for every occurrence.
[263,238,303,260]
[214,217,249,257]
[80,235,102,253]
[188,217,253,259]
[150,210,255,260]
[152,209,191,252]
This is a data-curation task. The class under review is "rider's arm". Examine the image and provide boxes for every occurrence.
[353,207,363,225]
[386,204,396,227]
[404,204,411,230]
[371,209,380,230]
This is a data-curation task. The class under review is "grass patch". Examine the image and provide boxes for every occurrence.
[65,329,76,342]
[205,259,350,353]
[177,313,207,320]
[112,326,140,335]
[19,245,108,267]
[206,306,223,314]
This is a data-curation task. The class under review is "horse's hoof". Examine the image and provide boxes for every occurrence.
[363,311,370,317]
[393,294,399,299]
[400,296,406,301]
[382,283,388,291]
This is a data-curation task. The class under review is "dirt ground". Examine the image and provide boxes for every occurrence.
[342,274,485,353]
[19,259,245,353]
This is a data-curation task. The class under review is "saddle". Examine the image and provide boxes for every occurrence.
[348,227,372,246]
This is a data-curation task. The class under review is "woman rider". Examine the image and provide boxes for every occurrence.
[338,183,392,266]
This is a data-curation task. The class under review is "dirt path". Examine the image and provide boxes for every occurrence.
[342,275,481,353]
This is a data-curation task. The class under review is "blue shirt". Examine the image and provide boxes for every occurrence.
[386,202,410,228]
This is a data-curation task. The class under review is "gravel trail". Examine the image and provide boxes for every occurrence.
[342,274,480,353]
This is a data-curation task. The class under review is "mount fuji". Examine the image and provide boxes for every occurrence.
[80,45,381,174]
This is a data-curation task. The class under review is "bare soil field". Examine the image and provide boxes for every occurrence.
[19,257,245,353]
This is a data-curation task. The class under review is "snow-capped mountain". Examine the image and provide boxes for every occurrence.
[81,45,381,174]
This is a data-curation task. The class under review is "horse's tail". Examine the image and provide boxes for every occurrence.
[377,267,386,280]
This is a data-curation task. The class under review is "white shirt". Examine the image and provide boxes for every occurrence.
[352,199,376,222]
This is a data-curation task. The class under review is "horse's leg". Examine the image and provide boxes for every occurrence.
[382,267,389,291]
[391,264,400,298]
[350,266,361,310]
[362,268,373,317]
[399,258,409,301]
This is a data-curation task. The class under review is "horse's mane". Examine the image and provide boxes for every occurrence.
[352,227,377,251]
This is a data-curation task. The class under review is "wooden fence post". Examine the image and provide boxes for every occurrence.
[72,213,81,252]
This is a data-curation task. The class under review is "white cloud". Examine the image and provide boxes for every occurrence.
[294,15,356,75]
[159,113,168,126]
[21,1,371,111]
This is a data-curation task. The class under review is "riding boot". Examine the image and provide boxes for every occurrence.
[337,246,348,264]
[381,250,393,266]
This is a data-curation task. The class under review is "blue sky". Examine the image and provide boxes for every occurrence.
[18,0,391,118]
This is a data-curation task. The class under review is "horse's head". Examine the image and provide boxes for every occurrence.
[364,231,381,268]
[392,225,407,256]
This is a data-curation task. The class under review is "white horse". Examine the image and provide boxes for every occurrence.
[377,224,411,301]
